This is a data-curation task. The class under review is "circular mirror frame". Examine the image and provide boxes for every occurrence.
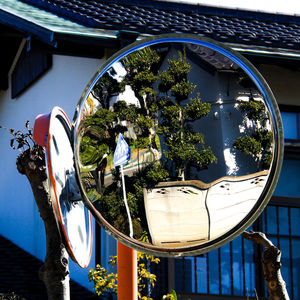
[73,34,284,257]
[34,107,93,267]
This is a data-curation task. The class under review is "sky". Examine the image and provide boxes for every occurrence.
[165,0,300,16]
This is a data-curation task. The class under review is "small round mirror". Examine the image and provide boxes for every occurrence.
[73,35,283,256]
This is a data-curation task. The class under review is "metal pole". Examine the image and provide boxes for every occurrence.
[117,241,138,300]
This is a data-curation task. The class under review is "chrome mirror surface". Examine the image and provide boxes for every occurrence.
[73,35,283,256]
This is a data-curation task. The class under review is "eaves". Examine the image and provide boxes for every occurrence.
[2,0,300,60]
[0,0,120,50]
[230,43,300,61]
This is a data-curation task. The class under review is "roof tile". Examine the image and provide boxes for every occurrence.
[18,0,300,50]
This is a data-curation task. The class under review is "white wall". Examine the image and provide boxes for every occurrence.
[0,54,104,290]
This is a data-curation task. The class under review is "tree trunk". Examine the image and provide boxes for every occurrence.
[242,231,290,300]
[16,145,70,300]
[149,128,162,162]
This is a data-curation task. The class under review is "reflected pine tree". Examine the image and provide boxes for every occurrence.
[92,71,124,109]
[233,95,273,170]
[79,46,216,239]
[157,51,217,180]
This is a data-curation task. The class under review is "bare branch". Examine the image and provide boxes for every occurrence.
[243,231,290,300]
[242,230,274,248]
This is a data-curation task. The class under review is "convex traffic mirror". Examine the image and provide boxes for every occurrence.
[33,107,93,267]
[73,34,283,256]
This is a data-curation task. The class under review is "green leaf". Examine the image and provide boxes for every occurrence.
[233,136,262,157]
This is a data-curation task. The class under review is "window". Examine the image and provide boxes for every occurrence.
[261,205,300,300]
[281,112,300,141]
[280,105,300,143]
[172,228,257,298]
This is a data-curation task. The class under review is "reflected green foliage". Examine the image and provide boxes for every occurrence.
[93,72,124,109]
[233,136,262,157]
[0,293,26,300]
[159,51,192,93]
[80,136,109,166]
[79,46,215,238]
[170,79,196,101]
[121,47,160,111]
[80,108,127,166]
[113,100,139,121]
[234,96,273,170]
[184,96,211,120]
[158,51,216,180]
[239,98,267,123]
[119,47,162,160]
[142,162,169,185]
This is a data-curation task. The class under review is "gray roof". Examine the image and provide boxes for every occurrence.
[2,0,300,56]
[16,0,300,51]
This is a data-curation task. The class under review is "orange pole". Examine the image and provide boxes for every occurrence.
[117,241,138,300]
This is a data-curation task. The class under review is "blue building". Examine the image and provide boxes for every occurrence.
[0,0,299,299]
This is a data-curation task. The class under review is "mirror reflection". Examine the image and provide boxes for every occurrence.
[74,38,275,250]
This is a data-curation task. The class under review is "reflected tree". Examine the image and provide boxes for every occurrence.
[92,71,123,109]
[121,47,160,115]
[79,46,217,238]
[80,108,126,166]
[120,47,162,161]
[157,51,217,180]
[233,95,273,170]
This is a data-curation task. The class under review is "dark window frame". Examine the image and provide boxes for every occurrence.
[270,196,300,208]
